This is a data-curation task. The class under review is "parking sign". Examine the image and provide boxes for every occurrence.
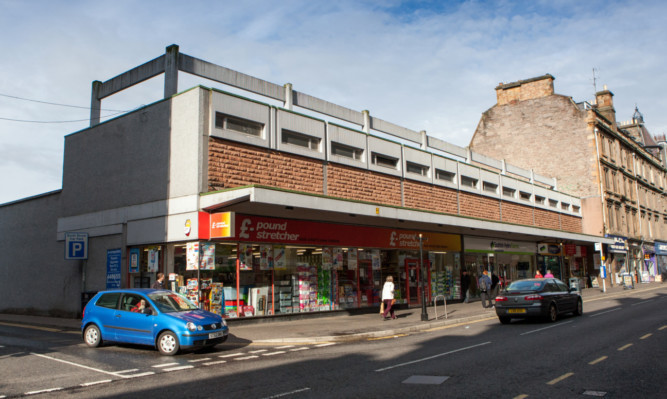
[65,232,88,260]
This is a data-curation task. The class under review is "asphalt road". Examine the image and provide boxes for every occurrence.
[1,288,665,398]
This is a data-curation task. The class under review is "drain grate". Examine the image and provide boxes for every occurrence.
[402,375,450,385]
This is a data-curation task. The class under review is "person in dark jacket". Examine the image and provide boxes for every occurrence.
[151,273,165,289]
[490,272,500,305]
[461,270,470,303]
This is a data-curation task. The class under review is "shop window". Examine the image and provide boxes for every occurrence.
[460,176,478,188]
[435,169,455,182]
[502,187,516,198]
[331,142,363,160]
[282,129,320,150]
[483,181,498,194]
[215,113,264,137]
[406,161,429,176]
[519,191,531,201]
[372,152,398,169]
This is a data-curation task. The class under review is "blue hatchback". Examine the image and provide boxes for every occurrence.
[82,289,229,355]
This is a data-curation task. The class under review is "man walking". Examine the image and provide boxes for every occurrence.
[152,272,165,289]
[478,270,493,309]
[461,270,470,303]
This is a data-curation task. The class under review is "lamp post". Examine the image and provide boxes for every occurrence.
[419,234,428,321]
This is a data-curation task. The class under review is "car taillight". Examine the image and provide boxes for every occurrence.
[82,306,86,318]
[495,296,508,302]
[524,294,543,300]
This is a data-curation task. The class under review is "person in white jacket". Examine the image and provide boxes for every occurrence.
[381,276,396,320]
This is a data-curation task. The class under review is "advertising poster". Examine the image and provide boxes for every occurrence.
[332,248,343,270]
[200,243,215,270]
[347,248,358,270]
[129,248,140,273]
[239,243,253,271]
[371,250,381,270]
[186,242,199,270]
[147,249,159,272]
[260,244,273,270]
[106,249,122,289]
[322,247,333,270]
[273,246,286,270]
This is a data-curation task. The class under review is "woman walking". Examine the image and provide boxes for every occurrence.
[381,276,396,320]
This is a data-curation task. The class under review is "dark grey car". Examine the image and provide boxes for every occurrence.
[494,278,582,324]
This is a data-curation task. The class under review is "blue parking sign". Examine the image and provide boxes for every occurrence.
[65,232,88,260]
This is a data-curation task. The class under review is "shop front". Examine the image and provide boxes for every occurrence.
[563,243,590,288]
[655,241,667,282]
[128,212,462,318]
[606,235,628,286]
[641,243,657,283]
[537,242,563,280]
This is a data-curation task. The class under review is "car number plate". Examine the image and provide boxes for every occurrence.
[209,331,225,339]
[508,308,526,314]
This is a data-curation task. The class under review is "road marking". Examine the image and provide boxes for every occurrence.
[262,351,286,356]
[25,387,64,395]
[640,333,652,340]
[114,369,139,374]
[219,352,244,358]
[402,375,449,385]
[80,380,112,387]
[203,360,227,366]
[589,356,607,365]
[520,320,573,336]
[234,355,259,360]
[314,343,336,347]
[0,321,63,333]
[261,387,310,398]
[368,334,408,341]
[31,352,134,379]
[424,317,496,332]
[660,326,667,331]
[124,372,155,378]
[513,395,529,399]
[188,358,212,363]
[289,347,309,352]
[163,365,194,372]
[583,390,608,396]
[547,372,574,385]
[589,308,621,317]
[618,343,633,351]
[631,299,654,306]
[249,349,268,353]
[275,345,295,349]
[375,342,491,372]
[152,362,179,368]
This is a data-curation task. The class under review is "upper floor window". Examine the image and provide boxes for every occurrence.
[573,205,580,214]
[483,182,498,194]
[561,203,570,211]
[372,152,398,169]
[215,113,264,137]
[331,142,363,160]
[502,187,516,198]
[282,129,320,150]
[406,161,429,176]
[435,169,455,182]
[461,176,478,188]
[519,191,531,201]
[549,199,558,208]
[535,195,546,205]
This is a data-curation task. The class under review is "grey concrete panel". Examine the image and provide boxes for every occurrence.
[98,55,166,99]
[293,91,364,126]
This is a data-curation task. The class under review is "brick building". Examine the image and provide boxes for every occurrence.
[0,47,609,318]
[470,74,667,288]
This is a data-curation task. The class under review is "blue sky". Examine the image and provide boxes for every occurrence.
[2,0,667,203]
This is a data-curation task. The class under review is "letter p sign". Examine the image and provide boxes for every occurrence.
[65,232,88,260]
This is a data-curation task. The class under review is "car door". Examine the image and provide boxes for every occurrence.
[554,279,577,312]
[113,293,156,345]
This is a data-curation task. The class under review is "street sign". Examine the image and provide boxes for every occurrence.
[65,232,88,260]
[600,265,607,279]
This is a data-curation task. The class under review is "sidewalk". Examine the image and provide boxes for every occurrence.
[1,282,663,345]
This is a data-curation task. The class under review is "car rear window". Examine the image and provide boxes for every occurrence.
[507,280,545,291]
[96,293,121,309]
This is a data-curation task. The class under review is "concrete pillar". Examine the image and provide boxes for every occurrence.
[501,159,507,175]
[362,110,370,133]
[164,44,179,98]
[284,83,293,110]
[420,130,427,150]
[90,80,102,127]
[466,147,472,164]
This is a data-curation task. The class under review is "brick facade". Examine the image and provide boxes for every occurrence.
[327,164,402,207]
[501,201,534,226]
[403,180,458,214]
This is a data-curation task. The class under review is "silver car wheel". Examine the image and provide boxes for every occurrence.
[158,331,179,356]
[84,324,102,347]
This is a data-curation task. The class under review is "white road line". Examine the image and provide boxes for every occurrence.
[30,352,133,379]
[219,352,244,358]
[631,299,654,306]
[289,347,309,352]
[262,387,311,399]
[375,342,491,372]
[188,358,212,363]
[152,363,179,368]
[203,360,227,366]
[124,372,155,378]
[163,365,194,372]
[234,355,259,360]
[520,320,573,336]
[80,380,112,387]
[589,308,621,317]
[25,387,64,395]
[249,349,268,353]
[315,343,336,347]
[275,345,295,349]
[262,351,286,356]
[113,368,139,374]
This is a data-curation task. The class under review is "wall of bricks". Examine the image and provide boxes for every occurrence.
[208,138,581,234]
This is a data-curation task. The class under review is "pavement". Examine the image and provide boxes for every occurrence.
[1,281,664,345]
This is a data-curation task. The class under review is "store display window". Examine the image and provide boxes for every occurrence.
[128,245,164,288]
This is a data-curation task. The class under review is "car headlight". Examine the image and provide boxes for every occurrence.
[186,322,196,331]
[221,319,227,327]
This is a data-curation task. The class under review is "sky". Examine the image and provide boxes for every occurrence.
[2,0,667,204]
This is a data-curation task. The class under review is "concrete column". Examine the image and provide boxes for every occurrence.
[466,147,472,164]
[362,110,370,133]
[90,80,102,127]
[420,130,427,150]
[284,83,293,110]
[164,44,179,98]
[501,159,507,175]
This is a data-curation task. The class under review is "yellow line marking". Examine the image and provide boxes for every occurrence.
[617,343,633,351]
[589,356,607,365]
[0,321,73,333]
[547,372,574,385]
[659,326,667,331]
[368,334,408,341]
[513,395,529,399]
[640,333,652,340]
[423,316,497,332]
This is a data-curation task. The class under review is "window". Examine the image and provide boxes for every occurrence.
[96,293,121,309]
[372,152,398,169]
[483,181,498,193]
[331,142,363,160]
[435,169,455,182]
[215,113,264,137]
[460,176,478,188]
[535,195,546,205]
[502,187,516,198]
[561,203,570,211]
[406,161,429,176]
[519,191,531,201]
[573,205,580,214]
[282,129,320,150]
[549,199,558,208]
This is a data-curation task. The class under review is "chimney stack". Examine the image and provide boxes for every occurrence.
[595,85,616,125]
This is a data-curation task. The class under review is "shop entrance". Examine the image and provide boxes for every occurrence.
[405,258,430,306]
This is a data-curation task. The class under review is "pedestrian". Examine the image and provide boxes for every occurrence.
[544,269,554,278]
[478,270,493,309]
[490,272,500,303]
[535,270,543,278]
[152,272,165,289]
[381,276,396,320]
[461,270,470,303]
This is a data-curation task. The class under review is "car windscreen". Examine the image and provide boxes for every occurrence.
[148,292,198,313]
[506,280,545,292]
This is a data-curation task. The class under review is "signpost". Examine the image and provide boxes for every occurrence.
[65,232,88,260]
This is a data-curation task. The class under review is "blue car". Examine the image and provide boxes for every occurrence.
[82,289,229,355]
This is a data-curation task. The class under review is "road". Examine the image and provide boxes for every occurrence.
[1,287,665,398]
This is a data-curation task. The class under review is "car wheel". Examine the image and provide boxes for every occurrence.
[157,331,180,356]
[546,304,558,322]
[574,299,583,316]
[499,316,511,324]
[84,324,102,347]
